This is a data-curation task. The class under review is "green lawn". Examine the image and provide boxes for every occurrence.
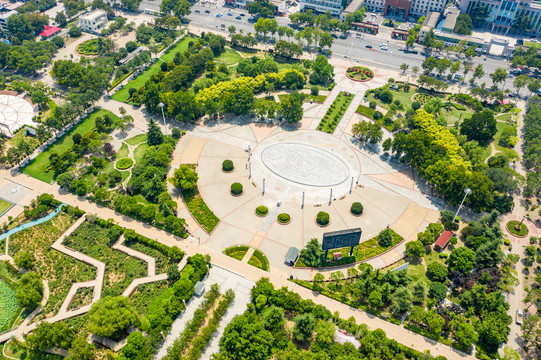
[117,143,129,158]
[134,143,149,163]
[126,134,148,145]
[496,113,512,122]
[0,198,13,214]
[215,48,242,67]
[248,249,269,271]
[525,41,541,49]
[494,121,514,152]
[442,105,474,125]
[317,92,354,133]
[22,109,119,183]
[112,35,194,103]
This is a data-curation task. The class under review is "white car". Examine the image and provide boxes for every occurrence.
[516,309,524,325]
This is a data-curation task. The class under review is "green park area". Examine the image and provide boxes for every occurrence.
[112,35,194,103]
[0,198,12,214]
[22,109,119,183]
[317,91,354,133]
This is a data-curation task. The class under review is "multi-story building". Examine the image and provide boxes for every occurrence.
[363,0,446,20]
[78,9,108,33]
[0,10,16,33]
[460,0,541,35]
[299,0,343,16]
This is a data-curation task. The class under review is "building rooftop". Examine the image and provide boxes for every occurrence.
[0,10,17,20]
[285,247,299,263]
[81,9,107,20]
[342,0,364,16]
[442,7,460,31]
[435,230,453,250]
[40,25,61,37]
[423,11,440,29]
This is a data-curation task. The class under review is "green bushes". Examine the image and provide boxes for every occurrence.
[277,213,290,224]
[506,221,529,236]
[378,228,393,247]
[160,284,221,360]
[356,104,376,119]
[248,250,270,271]
[223,245,249,261]
[116,157,134,170]
[316,211,330,226]
[230,182,243,195]
[172,128,181,139]
[256,205,268,216]
[317,92,354,134]
[123,228,184,261]
[350,202,363,215]
[222,159,234,172]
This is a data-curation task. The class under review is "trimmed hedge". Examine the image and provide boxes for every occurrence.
[230,182,243,195]
[222,159,234,172]
[248,249,269,271]
[256,205,268,216]
[223,245,249,261]
[316,211,330,226]
[277,213,290,224]
[506,221,529,236]
[351,202,363,215]
[124,228,184,261]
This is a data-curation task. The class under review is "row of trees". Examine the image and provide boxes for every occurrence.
[523,97,541,199]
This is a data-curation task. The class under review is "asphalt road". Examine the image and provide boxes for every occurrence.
[187,3,514,86]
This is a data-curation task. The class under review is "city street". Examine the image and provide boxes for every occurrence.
[187,2,512,85]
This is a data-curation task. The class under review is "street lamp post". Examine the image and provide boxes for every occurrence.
[453,188,472,222]
[158,102,168,137]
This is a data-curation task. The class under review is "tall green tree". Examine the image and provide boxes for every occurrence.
[293,313,316,342]
[147,118,164,146]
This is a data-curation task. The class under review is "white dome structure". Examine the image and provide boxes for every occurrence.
[0,95,36,136]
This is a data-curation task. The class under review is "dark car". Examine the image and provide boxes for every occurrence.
[240,13,245,16]
[405,49,418,54]
[205,10,210,13]
[365,44,372,48]
[195,9,200,13]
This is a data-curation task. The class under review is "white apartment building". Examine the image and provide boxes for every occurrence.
[299,0,343,16]
[0,10,17,33]
[79,9,108,33]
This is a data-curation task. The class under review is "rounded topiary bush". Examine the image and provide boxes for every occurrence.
[256,205,268,216]
[230,182,243,195]
[351,202,363,216]
[316,211,330,226]
[277,213,290,224]
[116,157,134,170]
[222,159,234,172]
[172,128,181,139]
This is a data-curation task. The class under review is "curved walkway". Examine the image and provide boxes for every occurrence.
[0,204,66,241]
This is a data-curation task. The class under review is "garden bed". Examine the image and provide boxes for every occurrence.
[506,220,529,237]
[181,167,220,234]
[346,66,374,82]
[76,39,100,55]
[0,279,19,332]
[248,249,269,271]
[317,92,354,134]
[223,245,250,261]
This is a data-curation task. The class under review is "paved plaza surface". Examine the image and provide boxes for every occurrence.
[171,63,442,279]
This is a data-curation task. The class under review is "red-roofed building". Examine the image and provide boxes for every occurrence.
[435,230,454,251]
[40,25,61,40]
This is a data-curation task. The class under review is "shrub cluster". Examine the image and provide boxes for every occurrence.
[350,202,364,215]
[230,182,243,195]
[222,160,234,172]
[277,213,290,224]
[256,205,268,216]
[316,211,330,226]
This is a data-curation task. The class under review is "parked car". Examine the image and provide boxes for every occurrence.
[235,16,241,19]
[227,12,233,16]
[195,9,200,13]
[216,13,223,17]
[365,45,372,48]
[453,74,461,81]
[205,10,210,13]
[516,309,524,325]
[240,13,245,16]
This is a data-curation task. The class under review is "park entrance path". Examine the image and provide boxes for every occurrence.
[306,86,341,130]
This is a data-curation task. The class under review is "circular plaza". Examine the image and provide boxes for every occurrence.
[250,131,361,204]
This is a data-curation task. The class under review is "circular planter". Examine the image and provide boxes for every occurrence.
[230,183,243,197]
[350,202,363,217]
[506,220,529,237]
[277,213,291,225]
[316,211,330,227]
[255,205,269,217]
[222,159,235,173]
[346,66,374,82]
[115,157,134,170]
[315,218,331,227]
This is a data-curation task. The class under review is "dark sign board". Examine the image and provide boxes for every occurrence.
[322,228,362,251]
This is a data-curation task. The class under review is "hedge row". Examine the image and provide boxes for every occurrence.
[162,284,221,360]
[183,290,235,360]
[124,229,184,261]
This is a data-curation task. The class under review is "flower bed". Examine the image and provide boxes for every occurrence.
[0,279,19,332]
[277,213,290,224]
[248,249,269,271]
[317,91,354,134]
[346,66,374,82]
[255,205,268,217]
[223,245,249,261]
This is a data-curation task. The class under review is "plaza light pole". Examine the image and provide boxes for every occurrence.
[158,102,168,137]
[453,188,472,222]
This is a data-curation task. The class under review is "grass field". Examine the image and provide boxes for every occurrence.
[112,35,194,103]
[22,109,119,183]
[125,134,147,145]
[215,48,242,67]
[0,198,12,215]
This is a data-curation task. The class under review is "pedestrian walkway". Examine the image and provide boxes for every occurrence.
[307,86,342,130]
[0,203,66,241]
[333,92,363,138]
